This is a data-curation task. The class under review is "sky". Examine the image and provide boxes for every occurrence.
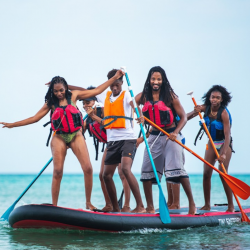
[0,0,249,174]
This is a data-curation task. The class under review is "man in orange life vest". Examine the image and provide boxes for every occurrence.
[99,69,145,213]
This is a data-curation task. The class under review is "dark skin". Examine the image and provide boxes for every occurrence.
[102,79,145,213]
[1,71,124,209]
[187,91,234,212]
[135,72,196,214]
[82,99,131,212]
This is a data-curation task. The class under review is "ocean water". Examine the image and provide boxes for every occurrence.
[0,173,250,250]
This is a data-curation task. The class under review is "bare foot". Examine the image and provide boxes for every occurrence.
[86,202,97,211]
[167,202,172,207]
[121,205,131,213]
[226,206,235,212]
[131,206,146,213]
[188,203,197,215]
[111,208,121,212]
[146,207,155,214]
[199,204,211,211]
[168,204,180,210]
[102,204,113,212]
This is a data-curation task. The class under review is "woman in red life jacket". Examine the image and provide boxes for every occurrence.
[0,71,124,208]
[135,66,196,214]
[80,87,131,212]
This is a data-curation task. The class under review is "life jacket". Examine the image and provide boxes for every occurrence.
[85,107,107,160]
[103,91,133,129]
[43,95,82,146]
[142,100,174,127]
[194,105,232,145]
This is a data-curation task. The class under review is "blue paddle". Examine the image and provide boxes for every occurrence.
[1,113,89,221]
[121,67,171,224]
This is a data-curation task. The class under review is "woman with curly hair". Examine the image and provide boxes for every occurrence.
[187,85,234,212]
[0,71,124,208]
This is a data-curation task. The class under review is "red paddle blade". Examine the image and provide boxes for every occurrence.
[241,211,250,223]
[224,174,250,200]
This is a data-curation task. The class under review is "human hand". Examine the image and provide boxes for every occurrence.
[85,107,94,116]
[194,105,202,113]
[167,132,178,141]
[0,122,14,128]
[136,116,144,125]
[114,69,125,79]
[45,81,51,86]
[136,137,144,148]
[218,154,226,164]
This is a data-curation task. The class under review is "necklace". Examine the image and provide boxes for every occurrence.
[210,109,218,117]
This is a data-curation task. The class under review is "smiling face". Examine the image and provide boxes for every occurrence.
[110,80,123,97]
[83,100,95,110]
[209,91,223,108]
[53,83,67,100]
[150,72,162,91]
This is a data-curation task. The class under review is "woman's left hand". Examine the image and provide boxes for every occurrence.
[218,154,226,164]
[45,81,51,86]
[168,132,178,141]
[0,122,14,128]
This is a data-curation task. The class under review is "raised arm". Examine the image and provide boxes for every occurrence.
[68,85,86,91]
[0,103,50,128]
[187,105,206,120]
[73,70,124,101]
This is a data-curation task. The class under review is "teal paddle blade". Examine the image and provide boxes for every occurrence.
[159,186,171,224]
[0,202,16,221]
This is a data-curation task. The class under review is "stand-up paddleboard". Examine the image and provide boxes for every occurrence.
[8,204,250,232]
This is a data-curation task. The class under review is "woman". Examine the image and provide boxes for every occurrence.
[81,87,131,212]
[135,66,196,214]
[0,71,124,209]
[187,85,234,212]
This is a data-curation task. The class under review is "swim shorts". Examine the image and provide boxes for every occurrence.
[104,139,137,165]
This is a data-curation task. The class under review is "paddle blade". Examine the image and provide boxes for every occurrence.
[224,174,250,200]
[241,211,250,223]
[158,186,171,224]
[0,202,16,221]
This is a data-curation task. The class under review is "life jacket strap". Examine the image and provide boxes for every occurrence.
[101,116,133,129]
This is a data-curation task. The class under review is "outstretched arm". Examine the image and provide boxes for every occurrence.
[187,105,206,120]
[0,103,50,128]
[73,70,124,101]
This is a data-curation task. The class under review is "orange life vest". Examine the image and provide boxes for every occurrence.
[104,91,127,129]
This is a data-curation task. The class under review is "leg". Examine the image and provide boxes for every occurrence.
[168,183,180,209]
[118,163,131,212]
[103,164,119,212]
[167,183,173,207]
[180,178,196,214]
[69,131,95,210]
[218,145,234,212]
[99,148,113,211]
[50,135,67,206]
[200,143,216,211]
[121,157,145,213]
[143,181,155,213]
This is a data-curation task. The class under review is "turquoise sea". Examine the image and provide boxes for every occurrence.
[1,173,250,250]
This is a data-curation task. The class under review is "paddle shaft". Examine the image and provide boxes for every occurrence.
[190,96,249,222]
[143,116,248,196]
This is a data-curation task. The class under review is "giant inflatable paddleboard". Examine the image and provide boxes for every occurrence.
[9,204,250,232]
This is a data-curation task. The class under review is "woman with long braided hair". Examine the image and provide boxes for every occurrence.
[135,66,196,214]
[0,71,124,208]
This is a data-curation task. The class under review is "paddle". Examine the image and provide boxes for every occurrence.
[143,116,250,200]
[1,113,90,222]
[121,66,171,224]
[187,91,250,223]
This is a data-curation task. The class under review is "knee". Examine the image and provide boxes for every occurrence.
[99,172,104,182]
[53,169,63,180]
[203,171,212,181]
[103,172,112,183]
[121,166,130,177]
[84,164,93,176]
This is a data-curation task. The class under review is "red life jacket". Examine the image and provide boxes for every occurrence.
[142,100,174,127]
[86,107,107,143]
[51,96,83,133]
